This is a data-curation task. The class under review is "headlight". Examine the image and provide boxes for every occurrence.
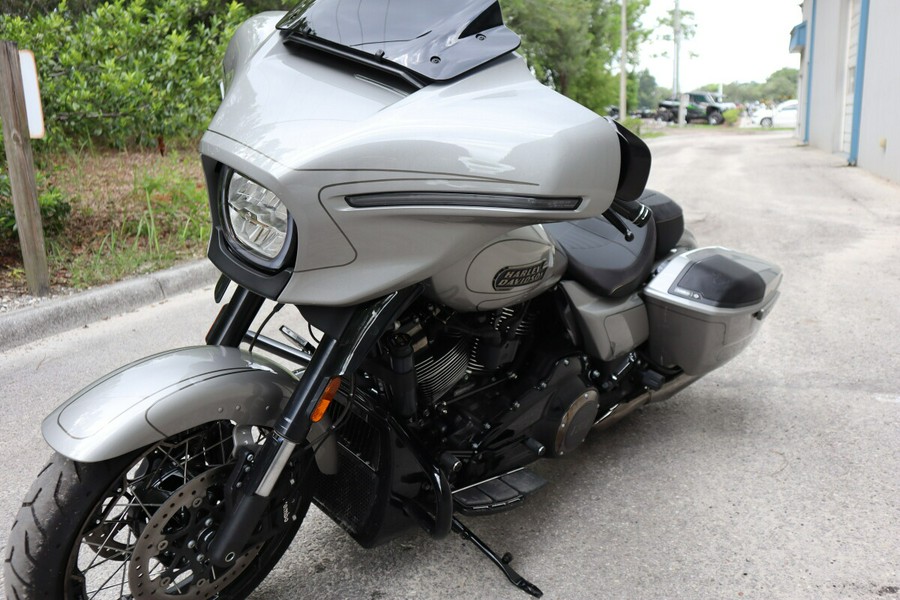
[223,169,290,261]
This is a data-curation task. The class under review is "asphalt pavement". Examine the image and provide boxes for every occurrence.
[0,129,898,599]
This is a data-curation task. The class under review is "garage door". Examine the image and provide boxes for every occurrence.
[841,0,861,154]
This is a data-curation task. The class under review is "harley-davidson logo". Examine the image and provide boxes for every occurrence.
[493,260,548,290]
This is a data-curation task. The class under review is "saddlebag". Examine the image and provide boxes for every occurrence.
[643,247,782,375]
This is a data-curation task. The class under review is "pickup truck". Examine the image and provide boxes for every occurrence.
[657,91,736,125]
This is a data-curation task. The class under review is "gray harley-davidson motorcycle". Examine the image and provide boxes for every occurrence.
[4,1,782,598]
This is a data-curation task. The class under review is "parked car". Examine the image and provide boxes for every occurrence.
[657,91,735,125]
[752,99,799,128]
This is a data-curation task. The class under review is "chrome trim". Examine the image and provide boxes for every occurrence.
[451,468,525,495]
[255,438,298,497]
[593,373,701,430]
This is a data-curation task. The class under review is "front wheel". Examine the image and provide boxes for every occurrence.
[760,117,773,128]
[4,422,312,599]
[707,110,724,125]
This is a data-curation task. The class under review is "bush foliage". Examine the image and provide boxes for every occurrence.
[0,0,249,151]
[1,0,290,16]
[723,108,741,127]
[0,169,71,239]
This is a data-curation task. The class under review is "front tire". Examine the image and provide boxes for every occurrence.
[4,422,311,599]
[760,117,773,128]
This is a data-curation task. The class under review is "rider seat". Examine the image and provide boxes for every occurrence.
[545,190,685,299]
[639,189,685,259]
[545,212,657,299]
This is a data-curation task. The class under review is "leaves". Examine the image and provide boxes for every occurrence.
[0,0,249,150]
[502,0,650,112]
[0,168,71,239]
[715,68,800,104]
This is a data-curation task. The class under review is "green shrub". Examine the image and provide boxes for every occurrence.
[620,116,642,136]
[0,0,249,151]
[723,108,741,127]
[1,0,290,16]
[0,169,72,239]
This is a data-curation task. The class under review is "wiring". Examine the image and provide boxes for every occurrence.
[248,303,285,354]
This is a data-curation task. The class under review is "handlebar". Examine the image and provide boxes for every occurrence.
[603,197,653,242]
[612,197,652,226]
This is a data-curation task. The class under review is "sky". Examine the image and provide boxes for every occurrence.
[637,0,804,93]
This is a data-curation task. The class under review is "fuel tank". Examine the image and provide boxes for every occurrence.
[427,225,566,311]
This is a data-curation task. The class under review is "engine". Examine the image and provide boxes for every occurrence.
[383,297,600,482]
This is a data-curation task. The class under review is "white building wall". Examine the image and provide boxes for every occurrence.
[800,0,900,183]
[856,1,900,182]
[805,0,846,153]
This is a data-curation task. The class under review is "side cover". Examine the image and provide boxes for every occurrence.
[42,345,337,470]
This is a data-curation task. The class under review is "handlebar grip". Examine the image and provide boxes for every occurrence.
[613,198,653,227]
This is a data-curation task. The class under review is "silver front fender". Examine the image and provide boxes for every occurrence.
[42,345,337,472]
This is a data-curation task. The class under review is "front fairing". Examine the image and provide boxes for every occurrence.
[202,14,625,306]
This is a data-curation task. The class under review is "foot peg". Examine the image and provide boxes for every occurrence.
[453,468,547,515]
[452,517,543,598]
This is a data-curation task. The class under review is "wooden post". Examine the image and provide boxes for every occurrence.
[619,0,627,120]
[0,40,50,296]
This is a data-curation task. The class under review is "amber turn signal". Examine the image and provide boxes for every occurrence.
[311,377,341,422]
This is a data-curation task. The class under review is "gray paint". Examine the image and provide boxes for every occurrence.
[202,15,623,307]
[42,345,337,471]
[560,281,649,361]
[427,225,567,311]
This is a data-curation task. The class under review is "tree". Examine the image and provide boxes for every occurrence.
[503,0,651,113]
[699,68,798,105]
[760,67,799,103]
[504,0,594,96]
[636,69,660,109]
[654,5,697,95]
[656,6,697,47]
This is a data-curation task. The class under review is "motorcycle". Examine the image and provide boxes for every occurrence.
[3,1,782,598]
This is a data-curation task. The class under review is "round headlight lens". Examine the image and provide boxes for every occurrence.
[225,171,289,260]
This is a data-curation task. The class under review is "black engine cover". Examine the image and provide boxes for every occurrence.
[525,357,600,457]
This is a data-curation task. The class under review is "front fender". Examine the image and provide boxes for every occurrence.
[42,345,337,472]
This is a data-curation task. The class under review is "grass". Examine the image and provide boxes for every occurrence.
[0,146,210,295]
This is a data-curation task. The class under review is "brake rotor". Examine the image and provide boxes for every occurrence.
[129,466,262,599]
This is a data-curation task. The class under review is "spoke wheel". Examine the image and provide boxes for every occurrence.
[128,466,262,599]
[5,421,312,600]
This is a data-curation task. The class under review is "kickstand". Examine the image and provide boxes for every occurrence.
[452,517,543,598]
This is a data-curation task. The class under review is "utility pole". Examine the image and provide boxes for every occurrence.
[673,0,682,97]
[619,0,627,119]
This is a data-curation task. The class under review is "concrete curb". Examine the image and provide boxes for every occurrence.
[0,260,220,352]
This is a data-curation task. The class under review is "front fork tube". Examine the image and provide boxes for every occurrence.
[206,281,266,347]
[207,285,423,565]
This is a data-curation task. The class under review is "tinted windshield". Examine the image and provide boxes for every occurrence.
[277,0,520,83]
